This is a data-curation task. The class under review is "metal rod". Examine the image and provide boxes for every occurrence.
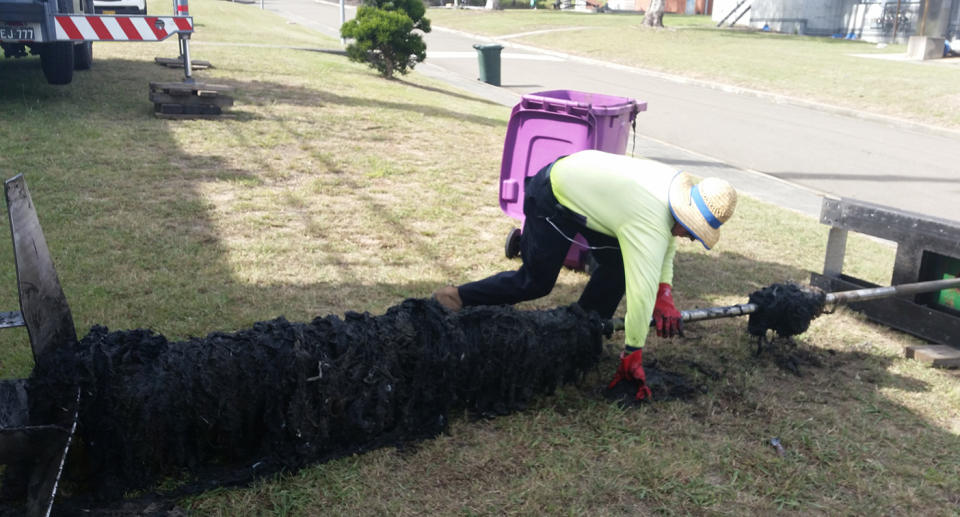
[920,0,929,35]
[730,4,751,26]
[606,277,960,332]
[892,0,902,40]
[824,277,960,305]
[608,302,758,331]
[179,35,194,83]
[677,303,758,323]
[716,0,747,27]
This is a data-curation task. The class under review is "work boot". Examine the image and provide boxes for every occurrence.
[433,285,463,311]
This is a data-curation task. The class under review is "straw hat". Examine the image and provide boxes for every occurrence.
[668,172,737,250]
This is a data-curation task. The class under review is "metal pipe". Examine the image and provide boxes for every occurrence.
[606,277,960,332]
[730,4,751,26]
[921,0,929,35]
[824,277,960,305]
[716,0,747,27]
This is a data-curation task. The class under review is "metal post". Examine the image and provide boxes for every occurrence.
[730,4,751,26]
[174,0,194,82]
[716,0,746,27]
[892,0,902,40]
[920,0,929,35]
[179,35,194,83]
[824,277,960,305]
[339,0,346,44]
[822,227,848,278]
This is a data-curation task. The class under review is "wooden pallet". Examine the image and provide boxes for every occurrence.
[149,81,234,118]
[905,345,960,368]
[154,56,213,69]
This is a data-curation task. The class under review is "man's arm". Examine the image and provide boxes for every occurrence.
[619,229,671,349]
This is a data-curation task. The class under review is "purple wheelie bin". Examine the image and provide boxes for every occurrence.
[499,90,646,270]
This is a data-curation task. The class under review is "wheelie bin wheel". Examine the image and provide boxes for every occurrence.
[505,228,522,259]
[584,252,599,276]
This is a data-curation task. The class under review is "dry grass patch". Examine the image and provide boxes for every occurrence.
[427,10,960,129]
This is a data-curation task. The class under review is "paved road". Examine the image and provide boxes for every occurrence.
[257,0,960,225]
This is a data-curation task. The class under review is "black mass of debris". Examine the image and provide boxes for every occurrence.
[16,299,603,505]
[747,282,827,338]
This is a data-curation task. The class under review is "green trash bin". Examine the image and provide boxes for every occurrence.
[473,43,504,86]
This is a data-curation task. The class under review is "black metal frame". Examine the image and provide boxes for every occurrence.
[809,196,960,348]
[0,175,79,517]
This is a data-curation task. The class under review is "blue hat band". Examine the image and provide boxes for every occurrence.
[691,185,722,230]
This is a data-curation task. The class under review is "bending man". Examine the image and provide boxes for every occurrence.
[433,150,737,400]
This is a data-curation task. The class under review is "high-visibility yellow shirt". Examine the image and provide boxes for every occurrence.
[550,150,678,348]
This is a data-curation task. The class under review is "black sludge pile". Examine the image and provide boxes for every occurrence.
[25,299,604,501]
[747,282,827,338]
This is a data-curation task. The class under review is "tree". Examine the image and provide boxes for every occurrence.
[340,0,432,78]
[643,0,665,27]
[363,0,432,30]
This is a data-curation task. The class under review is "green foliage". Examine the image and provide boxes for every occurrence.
[340,0,431,78]
[363,0,431,31]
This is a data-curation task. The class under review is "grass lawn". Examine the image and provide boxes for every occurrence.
[427,10,960,130]
[0,0,958,515]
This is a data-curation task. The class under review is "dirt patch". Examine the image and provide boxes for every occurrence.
[602,358,717,406]
[758,336,827,376]
[11,299,603,509]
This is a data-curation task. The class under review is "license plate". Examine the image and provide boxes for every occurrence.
[103,9,116,14]
[0,24,36,42]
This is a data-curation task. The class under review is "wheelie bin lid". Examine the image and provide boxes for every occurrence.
[498,90,644,221]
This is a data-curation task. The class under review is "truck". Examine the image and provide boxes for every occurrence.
[0,0,193,85]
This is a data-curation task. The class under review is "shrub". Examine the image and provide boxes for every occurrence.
[340,0,432,78]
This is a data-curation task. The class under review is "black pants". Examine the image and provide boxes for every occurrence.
[458,162,626,319]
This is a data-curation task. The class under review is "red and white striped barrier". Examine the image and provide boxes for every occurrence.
[53,15,193,42]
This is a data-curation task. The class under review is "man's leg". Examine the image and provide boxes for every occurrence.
[457,212,574,307]
[435,160,574,310]
[576,231,625,319]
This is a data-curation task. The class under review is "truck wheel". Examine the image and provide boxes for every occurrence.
[74,42,93,70]
[75,0,95,71]
[40,43,74,85]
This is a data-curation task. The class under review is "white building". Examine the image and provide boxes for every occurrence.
[712,0,960,44]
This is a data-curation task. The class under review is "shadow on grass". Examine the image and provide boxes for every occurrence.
[396,77,508,107]
[224,78,506,127]
[674,249,812,301]
[1,57,504,127]
[0,55,504,352]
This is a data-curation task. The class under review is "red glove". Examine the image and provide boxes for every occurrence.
[607,348,652,401]
[653,283,683,338]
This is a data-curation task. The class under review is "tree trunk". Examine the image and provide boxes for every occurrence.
[644,0,665,27]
